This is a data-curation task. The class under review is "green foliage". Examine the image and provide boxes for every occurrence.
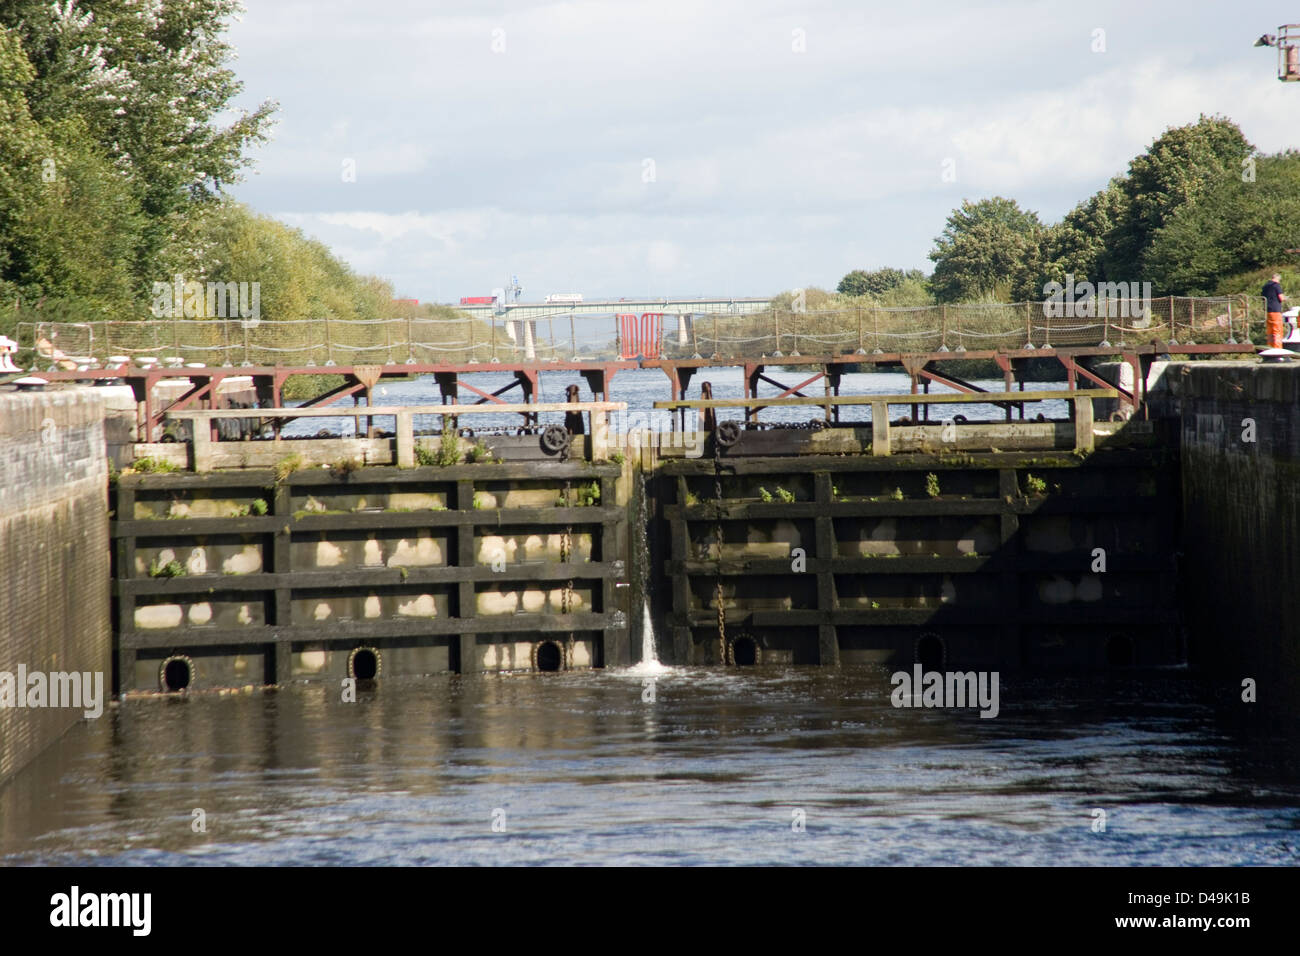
[0,2,275,319]
[274,453,304,484]
[838,267,928,298]
[609,451,626,465]
[775,486,795,504]
[250,498,268,516]
[281,375,347,402]
[1024,473,1047,496]
[435,429,461,467]
[1102,115,1253,280]
[472,492,486,510]
[577,481,601,506]
[929,197,1045,302]
[466,441,491,463]
[331,456,362,479]
[758,486,773,503]
[930,116,1257,301]
[768,286,842,311]
[1147,151,1300,295]
[148,559,186,579]
[925,473,941,498]
[890,486,904,501]
[130,456,181,474]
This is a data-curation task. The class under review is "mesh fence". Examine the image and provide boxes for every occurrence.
[17,296,1261,369]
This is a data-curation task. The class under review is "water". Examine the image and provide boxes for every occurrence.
[6,366,1287,865]
[1,672,1297,865]
[280,368,1070,437]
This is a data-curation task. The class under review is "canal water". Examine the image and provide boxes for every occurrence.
[4,368,1294,865]
[280,367,1072,437]
[1,670,1297,865]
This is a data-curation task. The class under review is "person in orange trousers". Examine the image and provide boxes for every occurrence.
[1264,273,1288,348]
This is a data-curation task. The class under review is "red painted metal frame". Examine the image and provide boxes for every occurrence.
[30,343,1251,441]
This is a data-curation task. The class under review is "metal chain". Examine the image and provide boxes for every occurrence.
[712,443,727,665]
[559,476,575,669]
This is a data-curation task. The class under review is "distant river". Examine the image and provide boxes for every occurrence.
[279,367,1071,437]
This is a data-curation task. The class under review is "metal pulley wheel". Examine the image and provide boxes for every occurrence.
[541,424,571,454]
[715,420,742,447]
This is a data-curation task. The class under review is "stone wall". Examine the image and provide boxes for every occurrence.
[0,388,111,784]
[1171,362,1300,707]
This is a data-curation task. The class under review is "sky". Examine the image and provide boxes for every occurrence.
[224,0,1299,303]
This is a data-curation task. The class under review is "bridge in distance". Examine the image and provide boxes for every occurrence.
[454,296,772,321]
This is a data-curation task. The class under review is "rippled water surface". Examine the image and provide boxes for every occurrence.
[3,669,1297,865]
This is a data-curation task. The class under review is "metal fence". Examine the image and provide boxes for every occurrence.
[17,296,1261,369]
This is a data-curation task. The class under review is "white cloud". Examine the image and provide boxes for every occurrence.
[226,0,1293,300]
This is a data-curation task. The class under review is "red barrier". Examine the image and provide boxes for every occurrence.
[618,312,663,359]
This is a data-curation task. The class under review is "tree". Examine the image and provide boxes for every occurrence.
[0,25,141,327]
[0,1,276,282]
[928,197,1044,302]
[1101,115,1254,279]
[1144,151,1300,295]
[837,267,928,298]
[1037,179,1126,288]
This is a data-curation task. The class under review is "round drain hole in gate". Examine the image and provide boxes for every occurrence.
[536,641,562,672]
[160,656,193,692]
[915,634,945,671]
[732,637,758,666]
[349,647,380,680]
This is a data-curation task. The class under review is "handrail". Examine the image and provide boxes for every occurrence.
[172,401,627,471]
[654,389,1114,457]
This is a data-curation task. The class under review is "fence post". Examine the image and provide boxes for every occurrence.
[871,400,890,456]
[325,316,335,366]
[406,316,415,364]
[856,305,865,354]
[395,410,414,467]
[1073,395,1094,453]
[192,420,212,473]
[590,408,608,461]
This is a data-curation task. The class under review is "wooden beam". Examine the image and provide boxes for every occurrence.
[654,388,1115,410]
[167,400,626,420]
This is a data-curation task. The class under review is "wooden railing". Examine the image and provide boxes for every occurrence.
[166,401,626,471]
[653,389,1118,455]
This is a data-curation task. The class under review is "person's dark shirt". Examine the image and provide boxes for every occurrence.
[1264,280,1284,312]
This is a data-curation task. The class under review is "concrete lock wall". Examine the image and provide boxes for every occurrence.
[1172,362,1300,707]
[0,389,111,784]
